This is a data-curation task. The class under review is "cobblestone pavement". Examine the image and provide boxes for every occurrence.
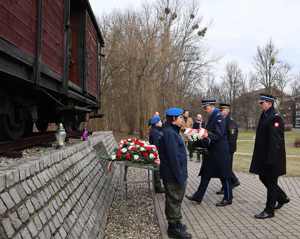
[155,160,300,239]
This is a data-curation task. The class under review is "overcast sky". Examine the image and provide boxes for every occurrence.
[89,0,300,81]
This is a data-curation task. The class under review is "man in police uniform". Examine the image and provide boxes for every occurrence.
[159,107,192,239]
[186,99,233,206]
[216,103,240,195]
[250,94,289,219]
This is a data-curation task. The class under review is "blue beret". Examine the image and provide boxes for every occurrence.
[150,115,161,125]
[201,99,216,107]
[165,107,183,117]
[259,94,275,102]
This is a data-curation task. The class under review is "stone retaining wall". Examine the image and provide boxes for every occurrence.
[0,131,118,239]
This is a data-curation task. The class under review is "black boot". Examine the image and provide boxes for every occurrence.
[167,223,192,239]
[154,186,165,193]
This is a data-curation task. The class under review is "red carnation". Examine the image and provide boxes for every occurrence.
[125,153,131,160]
[116,149,122,159]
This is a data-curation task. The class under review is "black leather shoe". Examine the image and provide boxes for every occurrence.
[168,224,192,239]
[185,195,202,204]
[216,199,232,207]
[232,181,240,188]
[254,211,274,219]
[154,187,165,193]
[216,188,224,195]
[275,197,290,209]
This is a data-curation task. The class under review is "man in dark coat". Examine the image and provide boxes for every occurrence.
[216,103,240,194]
[250,94,289,219]
[186,99,233,207]
[159,107,192,239]
[149,115,165,193]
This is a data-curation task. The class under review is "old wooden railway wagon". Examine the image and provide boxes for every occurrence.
[0,0,104,140]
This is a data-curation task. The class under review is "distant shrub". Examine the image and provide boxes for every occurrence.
[295,138,300,148]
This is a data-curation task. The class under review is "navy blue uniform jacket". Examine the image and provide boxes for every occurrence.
[149,126,163,149]
[195,108,231,178]
[159,122,188,186]
[250,107,286,176]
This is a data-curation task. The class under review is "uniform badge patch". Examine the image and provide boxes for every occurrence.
[274,122,279,128]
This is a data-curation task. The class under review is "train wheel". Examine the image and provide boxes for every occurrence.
[1,114,26,140]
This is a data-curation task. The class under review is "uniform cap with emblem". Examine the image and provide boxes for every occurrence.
[150,115,161,125]
[165,107,184,116]
[201,99,216,107]
[219,103,230,109]
[259,93,276,103]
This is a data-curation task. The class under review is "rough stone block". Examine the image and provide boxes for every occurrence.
[27,220,38,237]
[33,214,43,231]
[21,181,32,195]
[14,184,27,200]
[27,179,37,192]
[1,217,15,238]
[0,174,6,192]
[59,227,67,239]
[25,199,35,215]
[21,227,31,239]
[9,212,22,231]
[17,204,30,223]
[31,196,42,210]
[9,188,22,204]
[1,192,15,209]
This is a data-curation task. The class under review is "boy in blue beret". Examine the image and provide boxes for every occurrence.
[159,107,192,239]
[148,115,165,193]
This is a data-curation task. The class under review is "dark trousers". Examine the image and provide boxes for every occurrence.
[194,176,233,201]
[163,181,186,224]
[259,174,288,213]
[153,170,163,190]
[229,153,239,184]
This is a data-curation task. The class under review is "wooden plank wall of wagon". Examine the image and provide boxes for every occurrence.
[41,0,64,76]
[69,7,81,87]
[85,13,98,98]
[0,0,37,57]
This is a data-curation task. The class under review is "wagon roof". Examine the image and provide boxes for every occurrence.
[86,0,105,47]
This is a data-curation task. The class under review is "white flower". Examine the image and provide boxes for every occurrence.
[111,154,116,160]
[149,153,155,159]
[140,147,146,151]
[121,148,127,153]
[133,155,139,160]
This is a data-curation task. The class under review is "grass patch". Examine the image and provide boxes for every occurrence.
[235,130,300,176]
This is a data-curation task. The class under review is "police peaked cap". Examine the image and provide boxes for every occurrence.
[150,115,161,125]
[165,107,184,117]
[259,93,276,102]
[201,99,216,107]
[219,103,230,109]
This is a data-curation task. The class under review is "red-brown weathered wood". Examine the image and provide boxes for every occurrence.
[86,13,98,97]
[41,0,64,76]
[0,0,37,56]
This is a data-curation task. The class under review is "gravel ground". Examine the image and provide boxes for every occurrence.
[104,167,161,239]
[0,138,82,169]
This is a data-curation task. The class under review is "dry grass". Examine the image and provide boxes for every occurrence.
[234,130,300,176]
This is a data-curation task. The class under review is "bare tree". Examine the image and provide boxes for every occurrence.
[221,61,244,113]
[97,0,212,137]
[291,73,300,96]
[253,40,291,94]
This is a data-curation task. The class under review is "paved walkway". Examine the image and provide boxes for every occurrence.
[154,160,300,239]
